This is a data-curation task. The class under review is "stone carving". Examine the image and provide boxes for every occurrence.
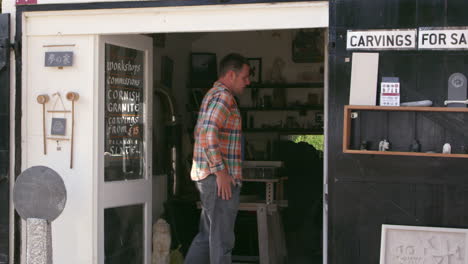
[13,166,67,264]
[152,219,171,264]
[26,218,52,264]
[267,57,286,84]
[443,143,452,154]
[379,139,390,151]
[381,225,466,264]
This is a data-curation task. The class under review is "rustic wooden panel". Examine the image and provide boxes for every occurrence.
[417,0,446,26]
[447,0,468,26]
[330,1,468,263]
[334,0,418,28]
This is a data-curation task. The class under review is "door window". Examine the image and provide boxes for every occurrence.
[104,44,145,182]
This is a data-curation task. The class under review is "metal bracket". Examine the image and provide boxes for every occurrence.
[323,183,328,207]
[11,41,20,57]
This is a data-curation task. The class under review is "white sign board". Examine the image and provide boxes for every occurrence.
[349,52,379,105]
[419,28,468,50]
[380,224,468,264]
[347,29,417,50]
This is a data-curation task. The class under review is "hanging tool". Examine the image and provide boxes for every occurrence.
[66,92,79,169]
[36,94,50,155]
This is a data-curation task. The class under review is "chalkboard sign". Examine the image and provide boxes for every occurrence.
[51,117,66,135]
[45,51,73,67]
[104,44,145,181]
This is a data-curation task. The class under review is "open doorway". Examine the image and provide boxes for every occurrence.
[19,3,329,264]
[151,29,325,264]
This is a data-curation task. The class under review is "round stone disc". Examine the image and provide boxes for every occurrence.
[13,166,67,221]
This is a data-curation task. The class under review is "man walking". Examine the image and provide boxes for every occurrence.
[185,53,250,264]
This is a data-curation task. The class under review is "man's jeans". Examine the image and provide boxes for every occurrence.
[185,175,241,264]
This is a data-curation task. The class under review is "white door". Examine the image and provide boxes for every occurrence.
[97,35,153,264]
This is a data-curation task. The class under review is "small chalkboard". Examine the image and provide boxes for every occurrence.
[51,117,66,135]
[45,51,73,67]
[13,166,67,221]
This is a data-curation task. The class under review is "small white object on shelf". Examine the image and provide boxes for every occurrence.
[443,143,451,154]
[400,100,432,107]
[378,139,390,151]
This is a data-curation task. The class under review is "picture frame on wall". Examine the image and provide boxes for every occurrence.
[292,29,325,63]
[247,58,262,85]
[190,53,217,88]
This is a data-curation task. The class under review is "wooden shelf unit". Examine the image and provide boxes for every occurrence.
[240,105,323,111]
[244,128,323,134]
[343,105,468,158]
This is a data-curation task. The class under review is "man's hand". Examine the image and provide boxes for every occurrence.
[215,170,235,200]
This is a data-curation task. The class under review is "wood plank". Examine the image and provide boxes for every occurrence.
[343,106,351,152]
[257,205,270,264]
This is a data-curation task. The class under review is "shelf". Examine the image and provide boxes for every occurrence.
[344,105,468,112]
[247,82,324,88]
[343,149,468,158]
[242,178,280,183]
[244,128,323,134]
[343,105,468,158]
[240,105,323,111]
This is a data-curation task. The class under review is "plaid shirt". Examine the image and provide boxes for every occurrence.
[191,82,242,181]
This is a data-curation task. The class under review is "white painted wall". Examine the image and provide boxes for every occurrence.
[191,30,324,84]
[23,35,96,264]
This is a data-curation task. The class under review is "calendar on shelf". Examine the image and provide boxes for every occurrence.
[379,77,400,106]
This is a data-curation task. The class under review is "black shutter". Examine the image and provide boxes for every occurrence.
[0,13,10,264]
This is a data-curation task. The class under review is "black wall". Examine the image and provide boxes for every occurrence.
[329,1,468,264]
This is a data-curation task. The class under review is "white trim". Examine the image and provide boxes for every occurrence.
[20,14,28,264]
[24,2,328,36]
[92,34,99,264]
[97,34,153,264]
